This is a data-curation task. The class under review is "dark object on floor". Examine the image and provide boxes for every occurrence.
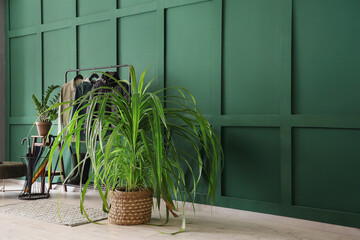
[66,153,79,180]
[0,161,27,179]
[66,153,91,185]
[0,161,27,192]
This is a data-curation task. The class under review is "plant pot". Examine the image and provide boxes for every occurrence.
[36,121,52,136]
[109,188,153,225]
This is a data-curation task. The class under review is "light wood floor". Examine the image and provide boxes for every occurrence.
[0,180,359,240]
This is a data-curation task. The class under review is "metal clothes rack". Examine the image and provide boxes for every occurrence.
[64,64,131,83]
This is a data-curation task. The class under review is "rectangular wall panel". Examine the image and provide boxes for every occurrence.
[118,0,153,8]
[118,12,156,91]
[170,130,210,195]
[77,0,111,17]
[42,0,72,24]
[9,0,38,30]
[10,34,41,118]
[43,29,73,177]
[293,0,360,114]
[43,28,72,89]
[78,21,115,74]
[222,127,281,203]
[222,0,282,115]
[293,128,360,214]
[166,2,213,114]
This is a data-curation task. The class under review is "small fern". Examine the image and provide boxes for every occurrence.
[32,85,60,122]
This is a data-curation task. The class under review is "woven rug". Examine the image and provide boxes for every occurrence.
[0,199,108,227]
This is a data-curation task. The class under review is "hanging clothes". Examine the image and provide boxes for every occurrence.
[70,78,96,141]
[58,76,83,134]
[91,71,130,104]
[67,76,96,185]
[85,72,130,135]
[89,72,130,113]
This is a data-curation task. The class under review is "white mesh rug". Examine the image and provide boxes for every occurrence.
[0,199,108,227]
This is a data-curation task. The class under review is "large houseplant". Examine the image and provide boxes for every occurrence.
[32,85,60,136]
[48,66,222,233]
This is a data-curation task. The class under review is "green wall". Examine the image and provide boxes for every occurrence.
[0,0,5,164]
[5,0,360,229]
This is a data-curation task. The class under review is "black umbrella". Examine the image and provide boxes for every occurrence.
[21,137,31,157]
[21,137,33,195]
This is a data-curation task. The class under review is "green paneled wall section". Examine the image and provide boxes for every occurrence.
[43,28,73,89]
[118,12,156,84]
[292,0,360,114]
[77,0,112,17]
[166,2,213,114]
[9,0,38,30]
[118,0,153,8]
[222,127,281,203]
[5,0,360,229]
[42,0,72,24]
[10,34,40,118]
[293,128,360,214]
[78,21,115,69]
[222,0,282,115]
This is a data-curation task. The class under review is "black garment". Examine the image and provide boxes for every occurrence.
[88,72,130,115]
[90,72,130,105]
[71,80,96,140]
[86,72,130,134]
[66,153,91,185]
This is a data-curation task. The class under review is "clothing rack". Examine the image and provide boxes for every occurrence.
[64,64,131,83]
[63,64,132,155]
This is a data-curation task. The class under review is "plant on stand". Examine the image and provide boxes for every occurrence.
[48,66,222,233]
[32,85,60,136]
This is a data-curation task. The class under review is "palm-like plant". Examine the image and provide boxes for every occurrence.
[32,85,60,122]
[48,66,222,233]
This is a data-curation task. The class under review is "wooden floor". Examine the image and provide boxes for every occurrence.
[0,180,359,240]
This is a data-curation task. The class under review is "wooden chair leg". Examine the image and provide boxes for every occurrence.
[2,179,5,192]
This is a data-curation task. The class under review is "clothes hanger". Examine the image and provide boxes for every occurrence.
[89,73,99,80]
[74,74,83,80]
[83,73,98,82]
[73,74,83,86]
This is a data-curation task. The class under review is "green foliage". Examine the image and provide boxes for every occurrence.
[32,85,60,122]
[48,66,222,233]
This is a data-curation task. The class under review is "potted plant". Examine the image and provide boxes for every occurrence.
[48,66,222,233]
[32,85,60,136]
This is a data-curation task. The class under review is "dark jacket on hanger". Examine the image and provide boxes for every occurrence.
[71,79,96,141]
[89,72,130,112]
[91,72,130,103]
[86,72,130,133]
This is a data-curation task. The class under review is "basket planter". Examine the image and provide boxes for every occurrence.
[36,121,52,136]
[109,188,153,225]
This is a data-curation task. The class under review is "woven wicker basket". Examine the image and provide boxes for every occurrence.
[109,188,153,225]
